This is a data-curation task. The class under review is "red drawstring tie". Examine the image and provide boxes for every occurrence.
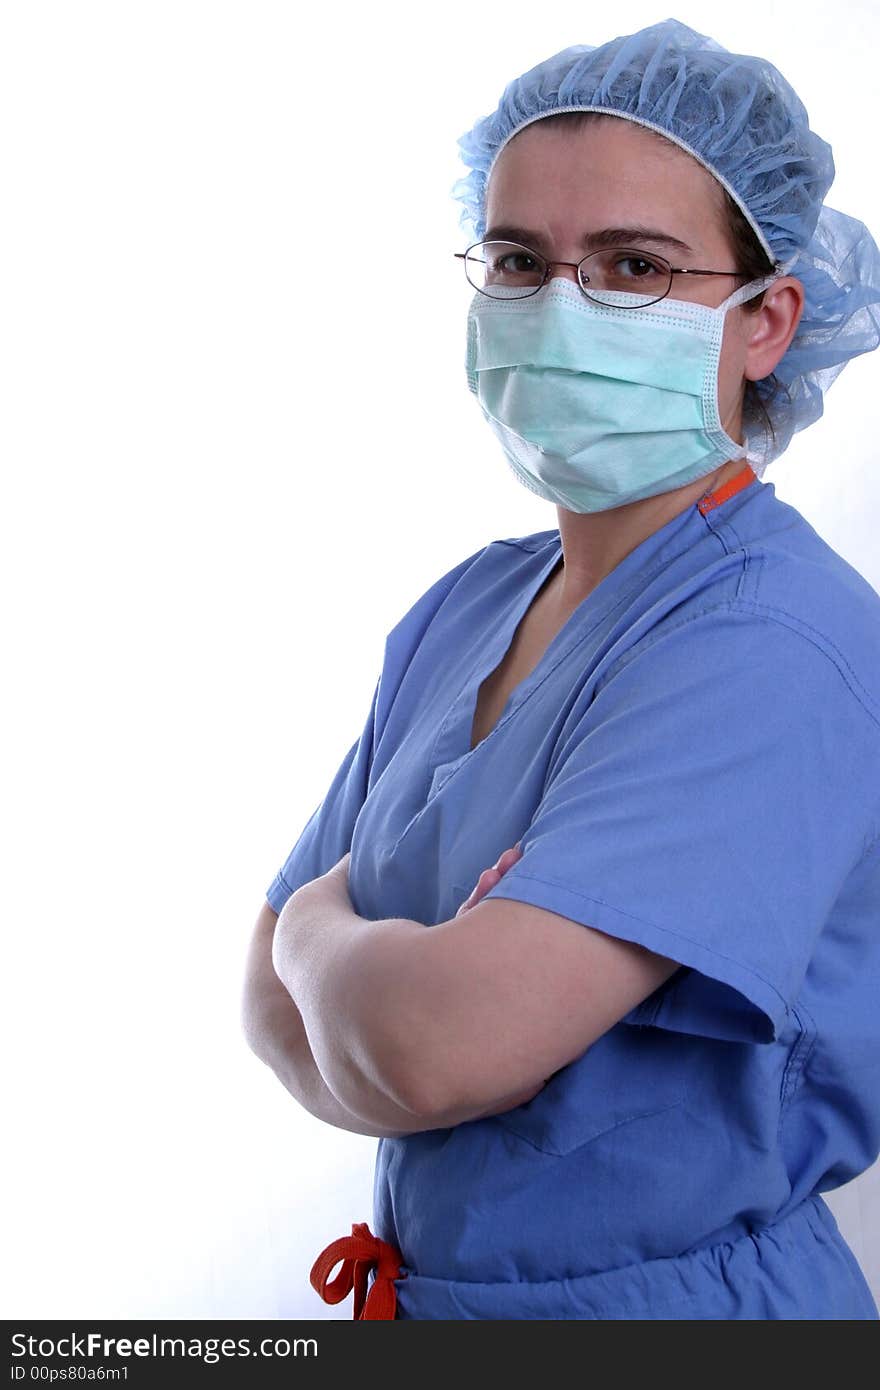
[310,1221,406,1320]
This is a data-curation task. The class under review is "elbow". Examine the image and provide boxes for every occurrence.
[351,1006,458,1123]
[354,1033,434,1123]
[394,1020,553,1124]
[389,1043,472,1128]
[306,1011,432,1126]
[388,1064,443,1124]
[404,1070,550,1130]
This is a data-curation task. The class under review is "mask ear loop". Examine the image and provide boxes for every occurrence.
[723,257,799,466]
[721,266,788,313]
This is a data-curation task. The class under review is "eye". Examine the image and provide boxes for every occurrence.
[495,251,541,275]
[480,242,546,292]
[612,254,666,280]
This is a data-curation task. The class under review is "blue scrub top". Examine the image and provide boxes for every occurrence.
[266,466,880,1320]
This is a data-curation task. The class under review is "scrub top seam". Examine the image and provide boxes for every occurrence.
[695,483,877,651]
[729,599,880,732]
[490,866,790,1019]
[276,869,295,897]
[695,478,772,604]
[723,514,763,605]
[393,1195,823,1297]
[494,532,560,555]
[857,828,880,865]
[592,596,880,734]
[778,998,819,1134]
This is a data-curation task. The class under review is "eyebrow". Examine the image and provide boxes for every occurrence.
[482,223,695,257]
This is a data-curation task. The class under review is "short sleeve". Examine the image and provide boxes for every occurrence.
[265,540,490,913]
[482,604,880,1045]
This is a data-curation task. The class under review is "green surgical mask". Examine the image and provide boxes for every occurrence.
[465,273,783,513]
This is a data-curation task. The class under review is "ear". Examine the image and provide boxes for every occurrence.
[743,276,805,383]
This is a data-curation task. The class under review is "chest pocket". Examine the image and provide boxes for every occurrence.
[488,1015,692,1158]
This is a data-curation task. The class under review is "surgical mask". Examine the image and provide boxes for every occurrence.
[465,272,783,512]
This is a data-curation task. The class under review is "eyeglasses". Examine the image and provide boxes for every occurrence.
[454,239,751,307]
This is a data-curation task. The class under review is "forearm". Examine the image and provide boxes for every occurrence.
[272,908,416,1118]
[254,1003,421,1139]
[272,887,546,1125]
[264,1004,520,1136]
[241,914,425,1137]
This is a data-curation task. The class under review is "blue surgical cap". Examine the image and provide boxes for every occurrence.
[452,17,880,471]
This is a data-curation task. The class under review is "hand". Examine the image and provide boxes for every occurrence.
[455,843,522,917]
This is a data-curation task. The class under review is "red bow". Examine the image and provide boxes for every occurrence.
[310,1221,406,1320]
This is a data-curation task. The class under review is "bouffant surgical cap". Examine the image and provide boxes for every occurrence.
[452,17,880,471]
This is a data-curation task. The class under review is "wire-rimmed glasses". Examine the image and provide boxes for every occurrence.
[454,239,751,307]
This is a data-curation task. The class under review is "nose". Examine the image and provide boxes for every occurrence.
[543,260,583,289]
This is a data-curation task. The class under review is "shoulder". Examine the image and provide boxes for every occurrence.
[387,527,559,638]
[494,526,561,554]
[600,595,880,751]
[629,482,880,735]
[740,490,880,732]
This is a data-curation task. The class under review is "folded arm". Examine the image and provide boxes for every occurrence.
[270,865,681,1124]
[241,903,418,1137]
[240,900,541,1136]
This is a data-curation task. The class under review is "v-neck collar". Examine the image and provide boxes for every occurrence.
[428,464,760,785]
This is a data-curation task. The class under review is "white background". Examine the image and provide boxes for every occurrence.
[3,0,879,1318]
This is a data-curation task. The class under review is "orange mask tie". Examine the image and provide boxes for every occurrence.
[697,461,756,515]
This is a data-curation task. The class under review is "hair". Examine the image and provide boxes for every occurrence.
[497,110,782,454]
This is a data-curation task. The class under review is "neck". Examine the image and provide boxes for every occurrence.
[552,455,750,609]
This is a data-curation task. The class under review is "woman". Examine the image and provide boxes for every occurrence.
[241,18,880,1319]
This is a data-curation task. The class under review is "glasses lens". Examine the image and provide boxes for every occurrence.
[464,241,546,298]
[580,249,673,307]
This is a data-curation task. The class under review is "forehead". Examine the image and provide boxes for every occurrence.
[486,117,725,240]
